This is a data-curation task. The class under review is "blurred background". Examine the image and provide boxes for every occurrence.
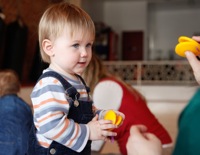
[0,0,200,83]
[1,0,199,154]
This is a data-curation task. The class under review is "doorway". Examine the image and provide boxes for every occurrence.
[122,31,143,60]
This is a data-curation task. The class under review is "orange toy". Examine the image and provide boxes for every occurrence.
[175,36,200,57]
[104,110,123,128]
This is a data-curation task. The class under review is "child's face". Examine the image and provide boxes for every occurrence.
[50,28,94,75]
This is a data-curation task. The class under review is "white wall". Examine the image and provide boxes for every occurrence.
[104,1,147,31]
[82,0,148,60]
[83,1,200,60]
[82,1,104,22]
[148,4,200,60]
[104,1,148,59]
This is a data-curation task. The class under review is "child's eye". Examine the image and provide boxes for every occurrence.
[72,44,79,48]
[86,43,92,48]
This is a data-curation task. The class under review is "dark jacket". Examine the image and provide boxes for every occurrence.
[0,94,33,155]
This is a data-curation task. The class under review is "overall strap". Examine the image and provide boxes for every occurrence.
[38,71,80,100]
[75,74,90,94]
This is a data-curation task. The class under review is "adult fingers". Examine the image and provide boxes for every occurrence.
[192,36,200,42]
[185,51,200,71]
[143,132,161,143]
[129,125,147,136]
[185,51,200,84]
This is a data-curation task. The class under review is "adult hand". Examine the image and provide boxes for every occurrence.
[185,36,200,85]
[126,125,162,155]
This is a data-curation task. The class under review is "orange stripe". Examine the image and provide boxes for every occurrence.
[79,91,87,95]
[39,79,43,86]
[52,119,70,139]
[39,77,60,86]
[67,123,79,147]
[38,111,64,123]
[33,98,68,109]
[39,77,59,85]
[53,79,59,84]
[38,141,50,147]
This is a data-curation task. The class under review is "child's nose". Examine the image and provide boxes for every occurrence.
[81,48,88,57]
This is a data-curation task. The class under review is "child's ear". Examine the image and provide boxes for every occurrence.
[42,39,54,56]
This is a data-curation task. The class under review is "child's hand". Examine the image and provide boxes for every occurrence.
[87,114,117,141]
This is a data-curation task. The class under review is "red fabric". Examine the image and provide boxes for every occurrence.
[101,77,172,155]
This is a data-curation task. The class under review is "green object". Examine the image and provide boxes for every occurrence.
[173,88,200,155]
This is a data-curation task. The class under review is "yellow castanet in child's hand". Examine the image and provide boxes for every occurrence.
[104,110,123,142]
[115,115,123,126]
[104,110,117,125]
[104,110,123,129]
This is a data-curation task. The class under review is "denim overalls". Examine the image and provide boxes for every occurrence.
[28,71,94,155]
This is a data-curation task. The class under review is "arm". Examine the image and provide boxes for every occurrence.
[173,88,200,155]
[31,76,89,152]
[172,114,200,155]
[93,80,123,110]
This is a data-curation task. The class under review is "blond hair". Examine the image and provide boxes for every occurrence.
[83,54,111,93]
[39,2,95,63]
[0,70,20,97]
[83,54,145,101]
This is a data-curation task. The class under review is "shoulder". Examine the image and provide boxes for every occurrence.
[0,95,32,115]
[96,79,122,91]
[35,70,65,87]
[94,80,123,98]
[33,74,64,92]
[93,79,123,110]
[31,75,65,99]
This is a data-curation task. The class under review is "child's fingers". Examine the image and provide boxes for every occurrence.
[98,119,113,124]
[91,114,98,121]
[102,123,117,130]
[114,111,125,119]
[101,129,117,137]
[98,120,117,130]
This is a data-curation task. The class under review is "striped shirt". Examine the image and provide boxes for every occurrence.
[31,69,99,152]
